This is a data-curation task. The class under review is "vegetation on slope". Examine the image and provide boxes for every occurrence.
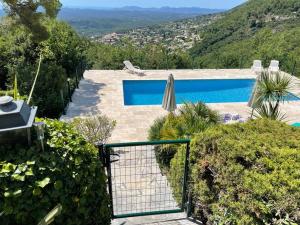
[188,120,300,224]
[148,102,219,173]
[87,42,193,70]
[59,7,222,37]
[85,0,300,76]
[191,0,300,75]
[0,17,89,118]
[192,0,300,55]
[149,106,300,224]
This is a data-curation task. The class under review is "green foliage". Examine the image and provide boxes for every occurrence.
[158,103,220,141]
[189,119,300,224]
[87,42,193,70]
[0,119,111,225]
[190,0,300,76]
[253,71,293,120]
[169,145,186,203]
[0,19,88,118]
[61,8,221,37]
[148,117,167,141]
[254,103,286,121]
[2,0,62,41]
[192,0,300,56]
[72,114,116,144]
[148,102,219,169]
[0,90,13,97]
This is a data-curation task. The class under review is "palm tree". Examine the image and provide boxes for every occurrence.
[161,102,220,139]
[253,71,293,120]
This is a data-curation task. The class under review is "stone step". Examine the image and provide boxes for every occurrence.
[111,213,201,225]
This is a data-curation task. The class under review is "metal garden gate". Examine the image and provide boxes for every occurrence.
[100,140,191,219]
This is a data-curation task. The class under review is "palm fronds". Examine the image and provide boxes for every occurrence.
[253,71,293,121]
[254,103,286,121]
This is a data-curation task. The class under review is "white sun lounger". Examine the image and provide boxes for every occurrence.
[269,60,280,72]
[123,60,145,76]
[251,60,263,73]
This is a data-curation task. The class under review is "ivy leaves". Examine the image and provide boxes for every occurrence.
[0,119,111,224]
[36,177,51,188]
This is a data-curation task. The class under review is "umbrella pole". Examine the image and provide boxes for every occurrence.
[250,108,254,119]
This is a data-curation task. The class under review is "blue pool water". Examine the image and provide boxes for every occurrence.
[123,79,300,105]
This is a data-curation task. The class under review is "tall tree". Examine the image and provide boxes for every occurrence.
[1,0,61,41]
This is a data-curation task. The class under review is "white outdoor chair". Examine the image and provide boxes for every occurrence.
[251,60,263,73]
[123,60,145,76]
[269,60,280,72]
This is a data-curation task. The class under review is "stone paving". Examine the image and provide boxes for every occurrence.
[110,145,179,216]
[61,69,300,143]
[111,213,201,225]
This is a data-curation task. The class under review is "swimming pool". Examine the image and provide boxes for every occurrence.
[123,79,300,105]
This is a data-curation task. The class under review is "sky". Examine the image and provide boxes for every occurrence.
[61,0,247,9]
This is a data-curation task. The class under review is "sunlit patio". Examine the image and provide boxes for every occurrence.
[61,69,300,143]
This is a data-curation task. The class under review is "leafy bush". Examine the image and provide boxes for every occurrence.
[0,90,13,96]
[169,145,187,203]
[0,119,111,225]
[0,19,88,118]
[188,119,300,224]
[148,116,166,141]
[72,114,116,144]
[148,103,219,168]
[87,42,193,70]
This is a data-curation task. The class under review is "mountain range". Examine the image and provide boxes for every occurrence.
[0,6,223,37]
[57,7,223,36]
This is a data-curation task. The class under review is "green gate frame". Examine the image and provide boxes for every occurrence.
[102,139,191,219]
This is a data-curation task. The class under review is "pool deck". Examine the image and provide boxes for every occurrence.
[61,69,300,143]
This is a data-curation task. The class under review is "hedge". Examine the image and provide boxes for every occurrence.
[0,119,111,225]
[0,90,14,97]
[186,119,300,224]
[148,103,219,169]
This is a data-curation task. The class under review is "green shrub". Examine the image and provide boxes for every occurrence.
[159,103,220,140]
[169,145,187,203]
[0,90,14,96]
[189,119,300,224]
[148,116,166,141]
[0,20,88,118]
[0,119,111,225]
[72,114,116,144]
[148,103,220,169]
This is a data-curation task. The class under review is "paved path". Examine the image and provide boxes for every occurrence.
[111,213,201,225]
[110,144,179,216]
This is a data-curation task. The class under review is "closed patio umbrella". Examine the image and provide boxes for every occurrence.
[248,74,261,117]
[162,74,177,112]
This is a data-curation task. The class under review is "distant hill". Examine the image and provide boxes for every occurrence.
[190,0,300,75]
[96,14,222,52]
[113,6,223,14]
[58,7,224,37]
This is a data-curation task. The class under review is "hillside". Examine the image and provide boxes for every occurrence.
[190,0,300,75]
[58,7,223,37]
[96,14,221,51]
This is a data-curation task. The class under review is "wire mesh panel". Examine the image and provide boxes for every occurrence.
[105,140,190,218]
